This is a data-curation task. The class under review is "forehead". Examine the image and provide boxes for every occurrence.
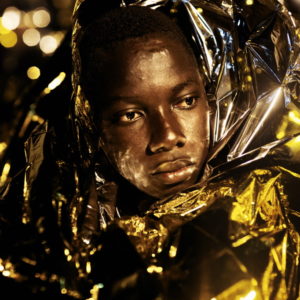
[112,35,196,68]
[97,35,200,96]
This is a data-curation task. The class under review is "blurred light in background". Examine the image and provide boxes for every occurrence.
[0,0,73,58]
[22,28,40,46]
[32,8,51,28]
[245,0,254,5]
[0,30,17,48]
[2,7,21,30]
[0,18,10,34]
[0,0,73,147]
[39,34,58,54]
[0,142,7,156]
[48,72,66,90]
[0,5,65,51]
[27,66,40,80]
[0,16,18,48]
[23,11,34,28]
[43,71,66,95]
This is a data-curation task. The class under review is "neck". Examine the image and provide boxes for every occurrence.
[117,178,156,216]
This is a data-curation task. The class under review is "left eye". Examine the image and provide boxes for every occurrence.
[174,97,199,109]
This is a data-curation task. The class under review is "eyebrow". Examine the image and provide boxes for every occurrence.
[104,78,201,106]
[171,79,200,95]
[104,96,141,107]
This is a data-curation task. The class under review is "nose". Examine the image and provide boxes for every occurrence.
[148,111,186,154]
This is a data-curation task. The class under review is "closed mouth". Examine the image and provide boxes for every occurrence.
[152,159,195,175]
[151,159,197,186]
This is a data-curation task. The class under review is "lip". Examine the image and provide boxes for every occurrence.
[152,159,193,174]
[151,159,196,185]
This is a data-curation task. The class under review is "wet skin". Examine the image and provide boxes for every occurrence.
[98,35,210,199]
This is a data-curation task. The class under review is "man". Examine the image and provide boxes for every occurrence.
[74,6,210,216]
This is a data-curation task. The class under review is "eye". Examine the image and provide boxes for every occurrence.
[174,96,199,109]
[116,110,143,124]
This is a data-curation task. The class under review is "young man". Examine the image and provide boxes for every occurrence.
[73,6,210,216]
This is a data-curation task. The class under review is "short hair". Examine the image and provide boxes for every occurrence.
[77,6,197,106]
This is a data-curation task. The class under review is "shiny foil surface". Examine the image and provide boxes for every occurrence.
[0,0,299,299]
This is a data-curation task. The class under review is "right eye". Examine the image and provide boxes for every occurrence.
[116,110,143,124]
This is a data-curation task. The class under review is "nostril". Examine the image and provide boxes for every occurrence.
[148,113,186,154]
[148,132,186,154]
[177,140,185,148]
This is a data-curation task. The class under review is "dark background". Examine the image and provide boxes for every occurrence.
[0,0,74,157]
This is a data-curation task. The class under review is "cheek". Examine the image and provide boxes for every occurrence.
[183,108,210,143]
[100,128,150,184]
[179,108,210,167]
[106,146,152,191]
[111,148,141,176]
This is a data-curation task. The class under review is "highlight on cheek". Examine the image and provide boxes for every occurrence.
[110,148,152,191]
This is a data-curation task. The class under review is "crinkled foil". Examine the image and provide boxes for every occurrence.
[93,140,300,299]
[0,0,299,299]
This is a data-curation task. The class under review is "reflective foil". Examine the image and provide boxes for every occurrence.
[0,0,299,299]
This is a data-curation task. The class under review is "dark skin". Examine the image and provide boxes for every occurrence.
[97,34,210,200]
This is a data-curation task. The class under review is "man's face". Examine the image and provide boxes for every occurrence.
[97,36,210,199]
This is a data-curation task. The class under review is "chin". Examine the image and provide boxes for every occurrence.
[150,180,197,200]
